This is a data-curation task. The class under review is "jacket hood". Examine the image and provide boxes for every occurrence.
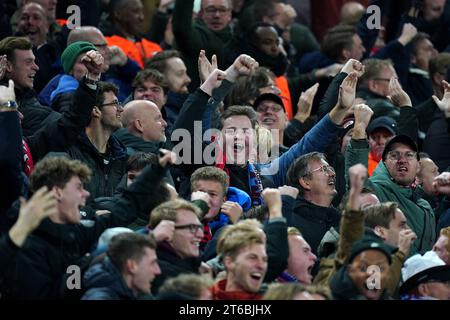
[50,75,79,103]
[370,161,425,199]
[38,74,64,106]
[83,257,135,299]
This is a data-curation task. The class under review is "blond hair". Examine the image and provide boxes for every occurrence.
[217,219,265,260]
[150,199,202,228]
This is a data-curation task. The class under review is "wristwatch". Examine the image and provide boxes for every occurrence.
[83,75,99,86]
[0,100,18,109]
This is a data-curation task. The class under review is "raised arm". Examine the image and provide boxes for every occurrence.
[261,188,289,282]
[0,80,23,226]
[335,164,367,263]
[26,50,104,162]
[263,71,359,186]
[389,77,418,142]
[344,104,373,188]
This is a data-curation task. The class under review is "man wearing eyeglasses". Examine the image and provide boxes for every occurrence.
[65,82,128,203]
[171,0,233,90]
[148,199,205,294]
[286,152,341,256]
[350,134,436,255]
[357,59,400,121]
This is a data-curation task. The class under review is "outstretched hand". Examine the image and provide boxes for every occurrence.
[0,79,16,105]
[338,72,358,110]
[388,77,412,107]
[432,80,450,117]
[9,186,58,247]
[200,68,227,96]
[198,50,218,84]
[295,83,319,122]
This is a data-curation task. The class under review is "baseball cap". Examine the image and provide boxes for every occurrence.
[367,116,397,136]
[400,251,450,295]
[252,93,285,112]
[382,134,419,161]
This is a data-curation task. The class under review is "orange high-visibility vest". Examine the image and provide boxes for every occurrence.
[275,75,293,120]
[368,152,379,176]
[55,19,67,27]
[105,35,162,69]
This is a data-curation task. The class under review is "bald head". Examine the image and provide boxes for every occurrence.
[68,26,103,44]
[67,27,110,72]
[122,100,167,142]
[24,0,57,23]
[340,2,365,25]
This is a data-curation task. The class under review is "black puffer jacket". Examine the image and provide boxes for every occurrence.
[287,197,341,255]
[0,164,167,299]
[82,257,136,300]
[66,133,128,202]
[15,86,61,137]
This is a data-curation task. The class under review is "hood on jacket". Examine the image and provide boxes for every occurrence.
[50,74,79,104]
[370,161,425,198]
[38,74,64,106]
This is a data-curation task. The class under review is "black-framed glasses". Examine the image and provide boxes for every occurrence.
[386,150,417,161]
[174,224,204,234]
[98,100,122,108]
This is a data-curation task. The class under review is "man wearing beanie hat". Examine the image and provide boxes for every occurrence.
[330,232,395,300]
[61,41,98,76]
[50,41,104,112]
[48,41,100,112]
[0,35,106,192]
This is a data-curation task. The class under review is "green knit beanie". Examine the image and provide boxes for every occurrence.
[61,41,98,74]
